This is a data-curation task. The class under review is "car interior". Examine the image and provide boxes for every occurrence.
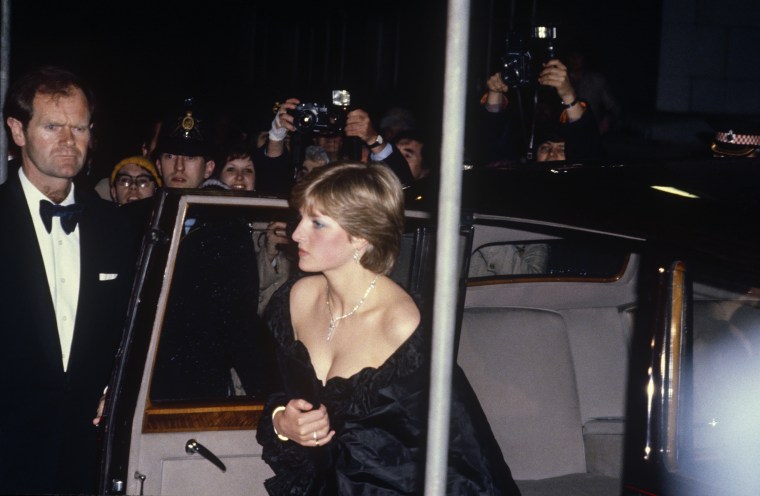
[458,220,637,496]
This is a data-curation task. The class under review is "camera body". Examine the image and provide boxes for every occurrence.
[500,26,557,88]
[290,103,345,134]
[289,90,351,134]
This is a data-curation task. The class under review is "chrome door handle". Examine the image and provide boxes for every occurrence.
[185,439,227,472]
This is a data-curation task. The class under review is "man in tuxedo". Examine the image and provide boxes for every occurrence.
[0,66,139,494]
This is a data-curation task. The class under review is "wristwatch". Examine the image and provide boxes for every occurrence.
[561,96,581,109]
[367,135,384,149]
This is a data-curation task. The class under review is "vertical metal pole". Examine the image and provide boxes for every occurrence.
[0,0,11,185]
[424,0,469,494]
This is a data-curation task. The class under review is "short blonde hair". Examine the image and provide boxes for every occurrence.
[290,161,404,274]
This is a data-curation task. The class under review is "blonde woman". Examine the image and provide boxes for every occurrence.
[257,162,520,495]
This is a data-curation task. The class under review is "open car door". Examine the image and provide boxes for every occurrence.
[97,190,432,495]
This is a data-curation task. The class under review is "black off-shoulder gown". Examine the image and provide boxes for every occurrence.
[256,279,521,495]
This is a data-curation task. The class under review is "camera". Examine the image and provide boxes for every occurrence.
[500,26,557,88]
[290,90,351,134]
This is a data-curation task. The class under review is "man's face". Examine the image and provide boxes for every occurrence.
[156,152,214,188]
[396,138,424,179]
[7,88,91,186]
[110,163,158,205]
[536,141,566,162]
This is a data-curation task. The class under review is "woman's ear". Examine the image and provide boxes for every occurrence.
[350,236,370,253]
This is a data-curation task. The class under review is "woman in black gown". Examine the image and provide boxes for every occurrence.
[256,162,521,495]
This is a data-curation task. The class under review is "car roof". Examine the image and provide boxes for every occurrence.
[407,156,760,275]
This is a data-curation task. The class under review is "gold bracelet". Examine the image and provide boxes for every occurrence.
[271,406,289,441]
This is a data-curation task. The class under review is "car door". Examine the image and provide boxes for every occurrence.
[98,190,433,495]
[623,253,760,496]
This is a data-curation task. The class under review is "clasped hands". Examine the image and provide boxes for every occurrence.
[273,399,336,447]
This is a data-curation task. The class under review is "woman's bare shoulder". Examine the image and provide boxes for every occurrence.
[290,276,326,340]
[291,275,324,297]
[290,276,325,313]
[380,281,421,344]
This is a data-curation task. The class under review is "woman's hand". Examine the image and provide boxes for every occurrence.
[273,399,336,447]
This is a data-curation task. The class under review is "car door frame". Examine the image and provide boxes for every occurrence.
[97,189,434,495]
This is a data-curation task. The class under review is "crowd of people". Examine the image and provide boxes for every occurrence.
[2,55,759,495]
[88,91,425,209]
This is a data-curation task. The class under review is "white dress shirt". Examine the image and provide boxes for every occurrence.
[19,168,81,371]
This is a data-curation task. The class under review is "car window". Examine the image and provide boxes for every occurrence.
[149,203,288,403]
[667,264,760,494]
[147,202,433,405]
[467,239,629,281]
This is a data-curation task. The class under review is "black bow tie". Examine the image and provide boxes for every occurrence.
[39,200,83,234]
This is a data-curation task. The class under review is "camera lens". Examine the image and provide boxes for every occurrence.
[295,109,317,131]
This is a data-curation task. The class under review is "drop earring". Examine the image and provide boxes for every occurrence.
[353,249,361,264]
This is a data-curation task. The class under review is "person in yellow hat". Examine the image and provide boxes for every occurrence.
[109,155,162,205]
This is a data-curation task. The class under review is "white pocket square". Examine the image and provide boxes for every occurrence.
[99,273,118,281]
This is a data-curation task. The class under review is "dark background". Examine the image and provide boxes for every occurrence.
[6,0,663,180]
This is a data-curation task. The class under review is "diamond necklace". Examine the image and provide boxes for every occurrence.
[326,274,380,341]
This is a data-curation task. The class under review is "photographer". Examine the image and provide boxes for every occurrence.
[477,58,603,165]
[265,97,414,186]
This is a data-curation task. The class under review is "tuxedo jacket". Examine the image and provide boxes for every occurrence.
[0,169,141,494]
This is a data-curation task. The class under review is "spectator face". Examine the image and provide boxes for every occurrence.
[315,134,342,160]
[537,141,566,162]
[157,152,214,188]
[7,88,91,183]
[396,138,425,179]
[110,162,158,205]
[220,156,255,191]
